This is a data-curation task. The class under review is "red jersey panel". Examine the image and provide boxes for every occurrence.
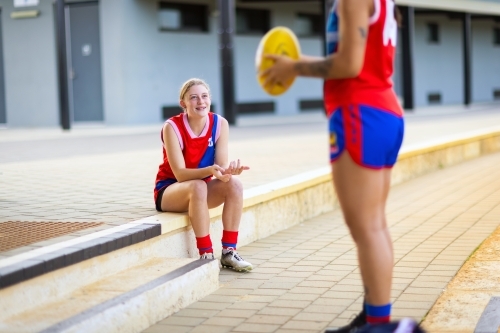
[324,0,403,117]
[154,112,221,201]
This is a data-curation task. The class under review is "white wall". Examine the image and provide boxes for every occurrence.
[1,0,59,127]
[100,0,221,125]
[471,20,500,102]
[414,15,464,107]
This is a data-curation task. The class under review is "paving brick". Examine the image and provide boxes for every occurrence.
[238,295,279,303]
[231,302,269,310]
[288,286,329,295]
[212,288,254,296]
[158,315,205,326]
[259,281,299,290]
[297,280,336,288]
[186,301,231,311]
[293,311,337,322]
[216,309,257,318]
[274,329,311,333]
[268,299,312,309]
[312,297,354,307]
[143,324,191,333]
[281,319,328,331]
[302,305,346,314]
[173,309,220,318]
[251,288,287,296]
[233,323,280,332]
[190,325,233,333]
[258,306,302,317]
[245,314,291,325]
[202,295,242,303]
[202,316,246,326]
[278,293,319,302]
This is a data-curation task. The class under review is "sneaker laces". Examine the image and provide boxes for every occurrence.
[225,247,244,261]
[349,310,366,326]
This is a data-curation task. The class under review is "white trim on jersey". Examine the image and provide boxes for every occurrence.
[215,115,222,143]
[166,120,184,150]
[182,113,210,139]
[369,0,381,25]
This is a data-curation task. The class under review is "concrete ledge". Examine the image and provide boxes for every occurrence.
[393,126,500,185]
[0,223,162,289]
[0,235,219,327]
[139,127,500,258]
[40,260,219,333]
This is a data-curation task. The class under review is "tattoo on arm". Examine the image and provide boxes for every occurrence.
[359,27,367,39]
[294,58,333,79]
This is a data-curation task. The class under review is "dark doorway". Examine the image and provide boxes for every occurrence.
[66,2,104,122]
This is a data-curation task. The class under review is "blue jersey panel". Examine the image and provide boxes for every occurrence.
[198,113,218,168]
[326,4,339,55]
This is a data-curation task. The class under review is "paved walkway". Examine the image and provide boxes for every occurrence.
[1,105,500,258]
[143,151,500,333]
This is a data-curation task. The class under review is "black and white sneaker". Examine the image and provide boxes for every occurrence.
[200,252,215,260]
[220,247,253,272]
[357,318,426,333]
[325,309,367,333]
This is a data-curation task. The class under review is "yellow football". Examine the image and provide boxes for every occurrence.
[255,26,301,96]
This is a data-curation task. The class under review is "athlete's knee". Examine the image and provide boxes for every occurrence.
[227,177,243,196]
[187,180,208,200]
[347,218,387,244]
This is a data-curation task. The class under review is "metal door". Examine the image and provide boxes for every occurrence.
[66,2,103,122]
[0,9,6,124]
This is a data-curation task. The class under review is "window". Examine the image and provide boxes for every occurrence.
[494,27,500,46]
[427,23,439,43]
[236,8,270,35]
[427,92,442,104]
[294,13,322,37]
[158,2,208,32]
[494,89,500,100]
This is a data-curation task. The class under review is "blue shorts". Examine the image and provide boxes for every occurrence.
[329,104,404,169]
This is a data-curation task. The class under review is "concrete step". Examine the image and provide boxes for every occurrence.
[0,234,219,333]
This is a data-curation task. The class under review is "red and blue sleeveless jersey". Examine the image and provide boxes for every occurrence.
[324,0,403,117]
[154,112,221,201]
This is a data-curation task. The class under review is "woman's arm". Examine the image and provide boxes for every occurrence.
[215,118,250,176]
[262,0,372,86]
[164,122,229,182]
[214,117,229,168]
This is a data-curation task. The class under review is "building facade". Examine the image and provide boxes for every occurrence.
[0,0,499,128]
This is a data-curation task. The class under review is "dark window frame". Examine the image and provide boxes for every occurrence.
[427,22,440,44]
[494,27,500,46]
[295,12,322,37]
[493,89,500,100]
[158,2,209,33]
[236,8,270,35]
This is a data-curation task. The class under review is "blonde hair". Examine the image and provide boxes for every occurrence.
[179,78,211,101]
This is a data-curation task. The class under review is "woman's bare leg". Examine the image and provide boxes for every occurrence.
[332,152,393,306]
[160,180,210,237]
[207,177,244,231]
[161,177,244,235]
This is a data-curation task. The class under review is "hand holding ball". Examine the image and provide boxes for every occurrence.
[255,27,301,96]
